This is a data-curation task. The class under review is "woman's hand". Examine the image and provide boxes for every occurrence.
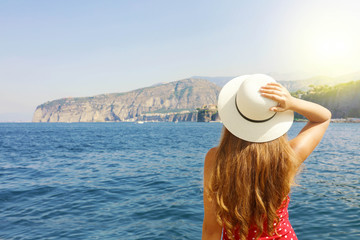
[259,82,294,112]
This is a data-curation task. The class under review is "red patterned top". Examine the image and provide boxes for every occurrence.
[222,196,298,240]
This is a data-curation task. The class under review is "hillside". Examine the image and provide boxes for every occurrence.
[292,80,360,118]
[198,73,360,92]
[32,78,221,122]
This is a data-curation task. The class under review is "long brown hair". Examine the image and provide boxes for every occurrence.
[208,127,300,240]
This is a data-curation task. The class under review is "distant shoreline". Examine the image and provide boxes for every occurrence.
[294,118,360,123]
[1,119,360,123]
[330,118,360,123]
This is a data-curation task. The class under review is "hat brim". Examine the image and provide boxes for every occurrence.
[218,75,294,143]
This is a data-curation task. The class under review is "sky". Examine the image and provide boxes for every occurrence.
[1,0,360,121]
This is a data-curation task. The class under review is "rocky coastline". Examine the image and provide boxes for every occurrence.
[330,118,360,123]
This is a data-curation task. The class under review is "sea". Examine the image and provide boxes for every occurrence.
[0,122,359,240]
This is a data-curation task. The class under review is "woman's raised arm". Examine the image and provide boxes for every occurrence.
[260,82,331,162]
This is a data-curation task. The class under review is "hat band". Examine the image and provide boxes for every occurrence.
[235,97,277,123]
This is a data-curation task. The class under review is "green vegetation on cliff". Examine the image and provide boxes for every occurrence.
[292,80,360,118]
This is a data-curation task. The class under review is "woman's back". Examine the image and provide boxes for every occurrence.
[208,130,299,240]
[222,196,297,240]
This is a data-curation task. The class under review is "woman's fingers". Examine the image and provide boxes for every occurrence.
[260,84,282,91]
[259,92,284,102]
[259,82,293,112]
[266,82,283,88]
[260,88,288,112]
[259,88,282,95]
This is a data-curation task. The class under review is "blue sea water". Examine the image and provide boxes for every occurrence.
[0,122,359,240]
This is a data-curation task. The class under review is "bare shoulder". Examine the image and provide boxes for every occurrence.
[204,147,218,185]
[204,147,218,168]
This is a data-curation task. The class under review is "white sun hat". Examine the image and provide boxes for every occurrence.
[218,74,294,143]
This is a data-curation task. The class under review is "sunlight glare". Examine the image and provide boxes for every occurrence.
[313,34,352,61]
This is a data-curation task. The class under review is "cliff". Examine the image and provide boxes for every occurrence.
[32,78,221,122]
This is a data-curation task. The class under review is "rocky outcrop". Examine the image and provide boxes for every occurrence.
[32,78,221,122]
[197,104,219,122]
[138,110,198,122]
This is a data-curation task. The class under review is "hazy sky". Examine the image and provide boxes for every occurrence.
[1,0,360,121]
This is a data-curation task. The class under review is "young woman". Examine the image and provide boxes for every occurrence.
[202,74,331,240]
